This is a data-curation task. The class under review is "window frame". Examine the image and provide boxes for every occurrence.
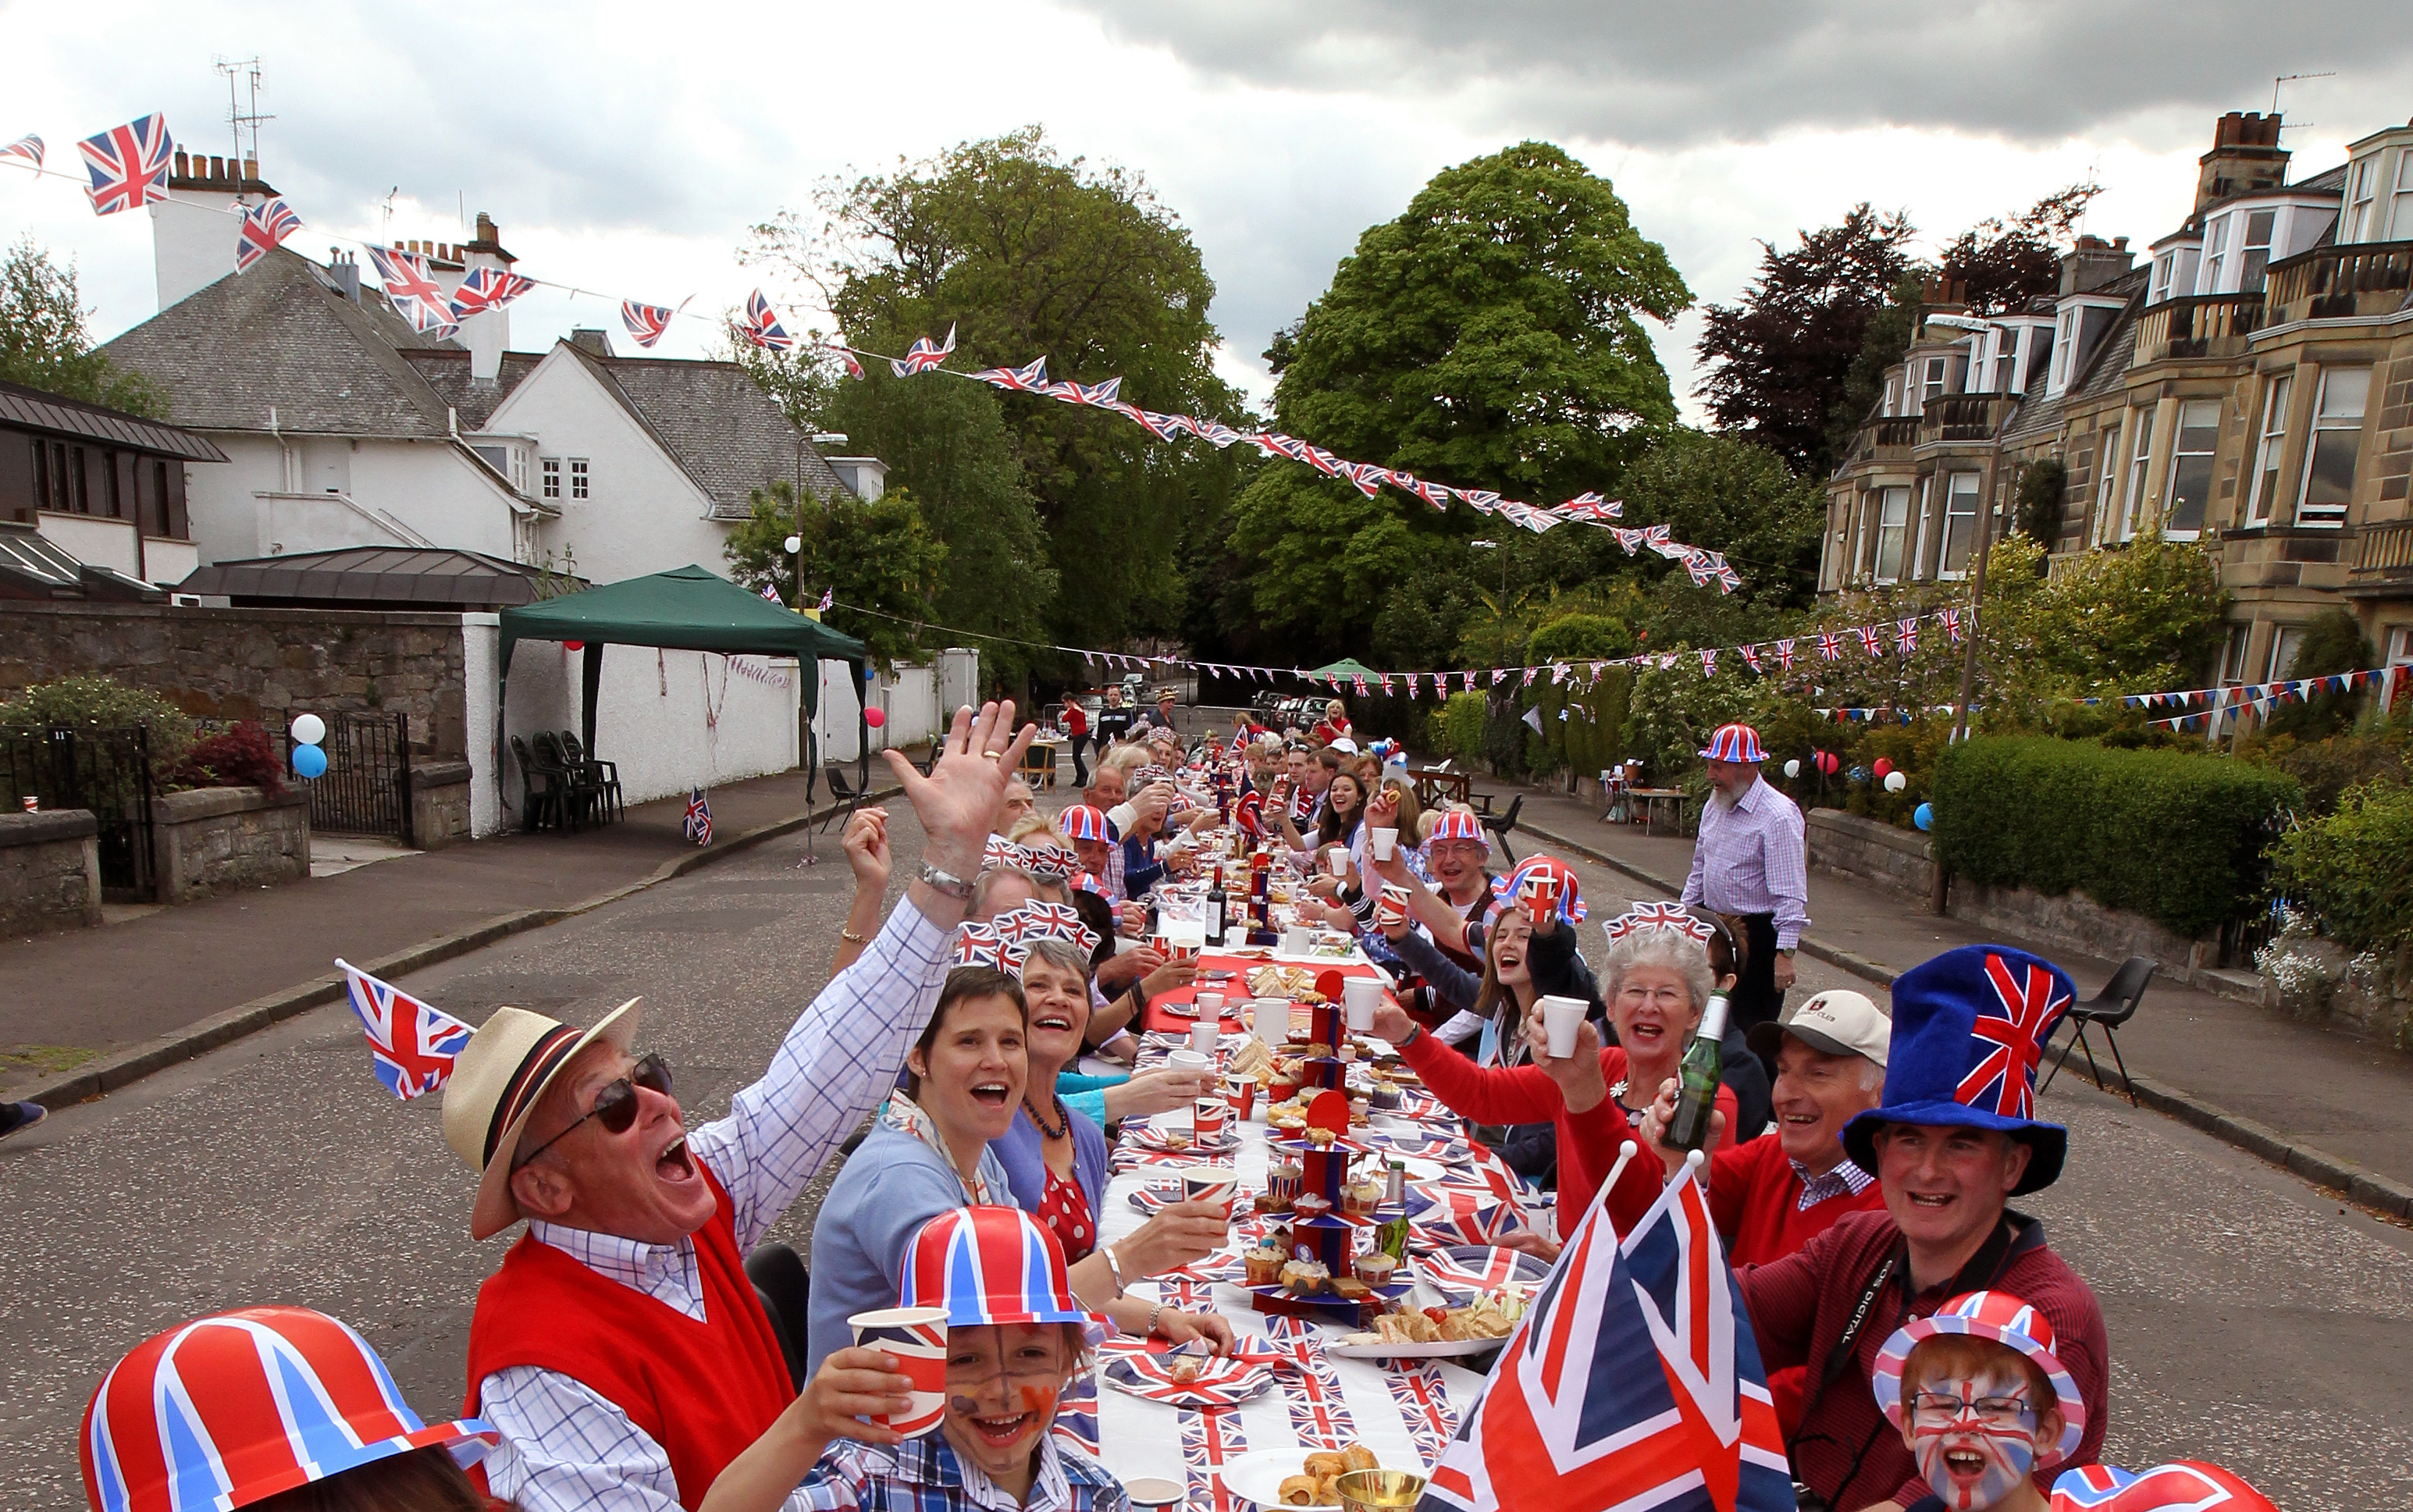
[2390,153,2413,242]
[2265,624,2305,682]
[1872,486,1910,585]
[2246,374,2293,528]
[1920,357,1945,409]
[2053,308,2077,387]
[541,457,561,500]
[2347,158,2377,241]
[2091,422,2121,546]
[569,457,590,501]
[2162,398,2220,540]
[2295,366,2369,528]
[2238,209,2276,294]
[1937,471,1983,579]
[2123,407,2153,542]
[2203,213,2229,291]
[1991,326,2019,393]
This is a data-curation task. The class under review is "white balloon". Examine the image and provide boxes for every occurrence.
[290,713,326,746]
[1884,770,1908,793]
[1783,759,1801,779]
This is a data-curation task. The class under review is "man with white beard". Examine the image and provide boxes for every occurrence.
[1679,722,1809,1048]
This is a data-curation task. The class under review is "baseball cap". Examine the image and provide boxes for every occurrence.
[1746,988,1890,1066]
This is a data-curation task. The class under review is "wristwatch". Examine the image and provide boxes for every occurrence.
[917,862,975,900]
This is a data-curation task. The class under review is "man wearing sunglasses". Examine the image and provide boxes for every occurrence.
[444,702,1038,1512]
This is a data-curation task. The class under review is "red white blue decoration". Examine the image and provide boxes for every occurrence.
[1056,805,1113,844]
[365,247,457,337]
[738,290,794,353]
[80,1306,496,1512]
[2050,1461,2277,1512]
[900,1204,1100,1328]
[2,133,45,170]
[447,266,536,322]
[1420,1245,1549,1302]
[890,323,957,376]
[621,299,678,349]
[233,197,302,274]
[1603,901,1715,945]
[1699,721,1767,763]
[682,786,712,845]
[336,959,475,1101]
[77,114,175,217]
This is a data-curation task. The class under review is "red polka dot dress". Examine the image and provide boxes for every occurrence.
[1035,1165,1097,1261]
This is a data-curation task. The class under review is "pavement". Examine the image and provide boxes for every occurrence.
[1483,780,2413,1211]
[0,752,918,1105]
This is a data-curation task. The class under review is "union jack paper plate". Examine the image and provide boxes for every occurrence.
[1419,1245,1550,1303]
[1128,1123,1240,1155]
[1368,1131,1471,1164]
[1102,1352,1273,1408]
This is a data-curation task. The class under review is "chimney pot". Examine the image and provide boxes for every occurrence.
[208,155,224,181]
[243,156,258,181]
[173,148,188,176]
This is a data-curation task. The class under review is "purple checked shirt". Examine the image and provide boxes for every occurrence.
[1679,774,1810,950]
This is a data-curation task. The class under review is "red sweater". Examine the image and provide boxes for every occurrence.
[1398,1038,1734,1226]
[465,1168,794,1509]
[1737,1209,2109,1510]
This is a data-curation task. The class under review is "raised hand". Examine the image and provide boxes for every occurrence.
[841,806,891,891]
[1523,1013,1607,1113]
[885,701,1034,882]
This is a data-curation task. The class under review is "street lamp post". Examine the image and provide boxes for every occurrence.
[1471,539,1504,671]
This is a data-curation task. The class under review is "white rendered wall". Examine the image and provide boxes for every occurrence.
[183,435,522,564]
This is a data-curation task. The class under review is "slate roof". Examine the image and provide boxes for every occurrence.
[176,544,571,607]
[0,380,228,462]
[2000,266,2150,447]
[400,349,543,432]
[564,344,850,518]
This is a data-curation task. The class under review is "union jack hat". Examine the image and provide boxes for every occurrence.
[1056,805,1114,844]
[1842,945,2073,1194]
[2048,1461,2277,1512]
[899,1205,1104,1330]
[1425,809,1489,848]
[80,1306,498,1512]
[1698,722,1768,763]
[1869,1290,2086,1468]
[1488,855,1586,923]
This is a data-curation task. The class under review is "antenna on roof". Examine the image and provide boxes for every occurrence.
[2272,71,2334,123]
[214,56,272,181]
[381,186,400,241]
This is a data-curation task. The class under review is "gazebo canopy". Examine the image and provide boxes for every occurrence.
[1310,657,1381,680]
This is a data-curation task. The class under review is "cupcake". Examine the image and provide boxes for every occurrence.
[1368,1077,1404,1111]
[1354,1251,1398,1288]
[1279,1258,1330,1294]
[1244,1241,1286,1287]
[1340,1177,1384,1218]
[1293,1193,1332,1223]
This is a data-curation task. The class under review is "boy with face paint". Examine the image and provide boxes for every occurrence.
[1869,1290,2089,1512]
[706,1205,1125,1512]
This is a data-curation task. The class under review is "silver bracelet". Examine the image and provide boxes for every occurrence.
[1146,1300,1165,1337]
[1102,1243,1129,1298]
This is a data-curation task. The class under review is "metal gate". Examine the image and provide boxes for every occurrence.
[0,725,157,900]
[286,710,415,844]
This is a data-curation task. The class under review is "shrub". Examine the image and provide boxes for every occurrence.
[2260,607,2375,743]
[2267,783,2413,955]
[2245,726,2411,814]
[2015,459,2066,548]
[0,674,194,758]
[173,720,286,796]
[1435,690,1488,767]
[1932,735,2301,937]
[1527,613,1633,664]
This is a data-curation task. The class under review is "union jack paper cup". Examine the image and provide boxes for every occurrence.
[1192,1094,1228,1146]
[1224,1072,1256,1120]
[1177,1165,1237,1221]
[1376,884,1411,927]
[1149,934,1173,957]
[848,1306,950,1437]
[1518,869,1561,922]
[1173,941,1201,966]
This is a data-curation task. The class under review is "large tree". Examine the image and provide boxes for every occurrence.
[1694,205,1913,478]
[1939,181,2100,316]
[723,481,945,668]
[0,237,165,416]
[1221,141,1689,656]
[748,128,1243,653]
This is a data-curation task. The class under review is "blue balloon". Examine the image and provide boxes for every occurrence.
[292,742,329,780]
[1913,802,1934,831]
[1848,765,1868,784]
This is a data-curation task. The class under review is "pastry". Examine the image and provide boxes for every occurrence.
[1168,1355,1205,1385]
[1341,1444,1379,1474]
[1307,1126,1336,1148]
[1279,1258,1330,1294]
[1302,1451,1351,1482]
[1278,1475,1319,1506]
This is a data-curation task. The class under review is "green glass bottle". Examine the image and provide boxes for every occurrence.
[1666,989,1731,1154]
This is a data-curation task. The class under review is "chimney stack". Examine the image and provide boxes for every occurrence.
[459,212,518,386]
[149,152,279,311]
[2059,233,2135,296]
[2197,111,2290,213]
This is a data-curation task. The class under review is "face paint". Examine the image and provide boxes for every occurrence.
[1909,1369,2038,1512]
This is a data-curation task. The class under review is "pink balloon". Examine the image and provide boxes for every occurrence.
[864,707,886,729]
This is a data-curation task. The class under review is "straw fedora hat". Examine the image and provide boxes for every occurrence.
[441,1000,641,1240]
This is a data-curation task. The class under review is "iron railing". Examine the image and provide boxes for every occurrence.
[283,710,414,844]
[0,724,156,899]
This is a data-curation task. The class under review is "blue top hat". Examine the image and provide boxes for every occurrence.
[1842,945,2073,1195]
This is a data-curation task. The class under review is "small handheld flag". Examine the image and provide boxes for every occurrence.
[336,959,475,1100]
[683,787,713,845]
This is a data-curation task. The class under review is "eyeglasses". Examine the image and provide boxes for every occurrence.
[514,1052,673,1169]
[1909,1392,2035,1429]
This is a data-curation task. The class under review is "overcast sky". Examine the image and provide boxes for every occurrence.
[6,2,2409,427]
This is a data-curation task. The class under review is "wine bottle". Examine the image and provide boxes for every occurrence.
[1666,989,1731,1154]
[1205,874,1227,946]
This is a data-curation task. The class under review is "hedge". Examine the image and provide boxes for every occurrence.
[2268,783,2413,955]
[1931,736,2301,938]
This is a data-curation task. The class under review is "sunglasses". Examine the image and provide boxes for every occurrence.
[515,1052,673,1169]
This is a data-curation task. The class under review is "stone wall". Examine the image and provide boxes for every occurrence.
[0,603,470,756]
[151,785,311,903]
[1808,810,1935,899]
[407,760,473,851]
[0,809,101,934]
[1945,878,2215,980]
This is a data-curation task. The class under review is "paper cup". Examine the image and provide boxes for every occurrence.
[1281,925,1313,955]
[1224,1072,1257,1120]
[1371,827,1397,860]
[1195,989,1225,1019]
[1342,976,1383,1032]
[1539,994,1588,1060]
[848,1306,949,1436]
[1326,846,1350,877]
[1376,884,1411,927]
[1192,1096,1228,1146]
[1166,1047,1213,1079]
[1177,1163,1237,1218]
[1149,933,1173,957]
[1252,998,1287,1045]
[1189,1019,1218,1055]
[1173,941,1201,965]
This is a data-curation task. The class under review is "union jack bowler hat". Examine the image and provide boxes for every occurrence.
[441,1000,642,1240]
[1842,945,2073,1194]
[80,1306,498,1512]
[1488,855,1587,923]
[1056,805,1114,844]
[2048,1460,2279,1512]
[1869,1290,2086,1467]
[1425,809,1488,848]
[1698,722,1767,763]
[900,1205,1105,1330]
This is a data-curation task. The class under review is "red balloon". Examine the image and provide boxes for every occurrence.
[1814,750,1840,775]
[864,707,887,729]
[1872,758,1894,779]
[563,640,584,652]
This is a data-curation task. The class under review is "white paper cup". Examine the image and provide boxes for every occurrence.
[1252,998,1287,1045]
[1189,1019,1218,1055]
[1343,976,1383,1032]
[1177,1164,1237,1218]
[1282,925,1313,955]
[1195,989,1225,1019]
[1327,846,1349,877]
[1539,994,1589,1060]
[847,1306,950,1436]
[1371,827,1397,860]
[1166,1047,1213,1078]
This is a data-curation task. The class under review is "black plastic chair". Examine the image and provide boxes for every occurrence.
[817,760,865,833]
[1482,794,1524,865]
[559,731,625,823]
[532,731,605,829]
[508,735,571,833]
[745,1242,813,1390]
[2041,956,2154,1106]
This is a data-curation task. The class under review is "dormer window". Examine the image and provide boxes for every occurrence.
[2240,211,2276,294]
[2151,254,2173,303]
[2347,157,2378,241]
[2393,154,2413,240]
[1883,375,1900,417]
[1991,328,2020,393]
[2203,215,2229,292]
[1922,357,1945,407]
[2052,308,2077,389]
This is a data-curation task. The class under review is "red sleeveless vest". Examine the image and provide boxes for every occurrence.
[465,1167,794,1509]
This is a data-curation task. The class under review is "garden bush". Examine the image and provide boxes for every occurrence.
[0,675,194,763]
[173,720,286,795]
[1932,735,2301,937]
[1433,690,1488,767]
[2268,783,2413,956]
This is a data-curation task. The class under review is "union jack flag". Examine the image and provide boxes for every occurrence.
[1194,418,1244,447]
[1421,1247,1541,1297]
[0,133,42,170]
[1960,952,2070,1118]
[738,290,794,352]
[1464,671,1481,692]
[1816,631,1842,661]
[77,113,174,216]
[682,786,712,845]
[1774,638,1797,671]
[448,266,535,322]
[1351,674,1369,696]
[2049,1460,2272,1511]
[828,343,865,379]
[1461,489,1502,514]
[1339,461,1388,498]
[760,582,781,603]
[1411,477,1457,511]
[1707,552,1743,592]
[336,959,474,1100]
[1739,644,1763,675]
[889,322,956,375]
[1297,443,1344,476]
[365,247,457,337]
[1699,648,1718,676]
[971,355,1048,392]
[1941,607,1965,643]
[1559,491,1621,521]
[1685,550,1720,588]
[1856,624,1886,658]
[621,300,678,349]
[1643,525,1685,559]
[817,586,834,612]
[1425,1169,1792,1512]
[1612,526,1646,554]
[1127,408,1185,440]
[1409,1185,1525,1245]
[233,196,301,274]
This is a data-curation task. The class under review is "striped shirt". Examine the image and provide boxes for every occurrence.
[475,898,956,1512]
[1679,774,1810,949]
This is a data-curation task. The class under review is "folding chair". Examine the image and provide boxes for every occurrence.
[2041,955,2154,1107]
[1482,794,1524,866]
[817,761,865,834]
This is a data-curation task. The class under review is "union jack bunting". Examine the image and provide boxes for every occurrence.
[1424,1167,1792,1512]
[1411,477,1457,511]
[829,343,865,379]
[1521,667,1539,686]
[1603,901,1714,944]
[1297,443,1344,476]
[365,247,457,336]
[682,786,712,845]
[447,266,535,322]
[1127,408,1186,441]
[890,322,956,375]
[1895,617,1920,655]
[336,959,475,1100]
[77,113,175,216]
[1465,671,1482,692]
[1558,491,1622,521]
[1612,527,1645,554]
[1708,552,1743,591]
[1642,524,1683,559]
[621,300,677,349]
[1699,648,1718,676]
[1960,953,2070,1119]
[970,355,1048,392]
[1387,1366,1461,1468]
[1685,550,1720,588]
[1817,631,1842,661]
[1739,644,1763,675]
[738,290,794,352]
[233,196,301,273]
[1460,489,1502,514]
[817,586,834,612]
[0,133,42,170]
[1351,674,1369,696]
[1048,375,1121,406]
[1941,607,1965,643]
[1856,624,1886,658]
[760,582,781,603]
[1340,461,1387,498]
[1179,1405,1248,1512]
[1774,638,1797,671]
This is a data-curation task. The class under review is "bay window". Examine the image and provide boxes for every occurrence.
[2123,407,2153,541]
[2203,215,2229,290]
[1873,486,1909,583]
[2239,210,2276,294]
[1938,471,1982,578]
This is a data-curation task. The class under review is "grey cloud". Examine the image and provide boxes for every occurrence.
[1059,0,2413,151]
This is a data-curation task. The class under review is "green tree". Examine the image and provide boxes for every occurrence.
[1225,141,1689,652]
[0,237,165,416]
[749,127,1244,651]
[1618,428,1827,609]
[723,481,945,668]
